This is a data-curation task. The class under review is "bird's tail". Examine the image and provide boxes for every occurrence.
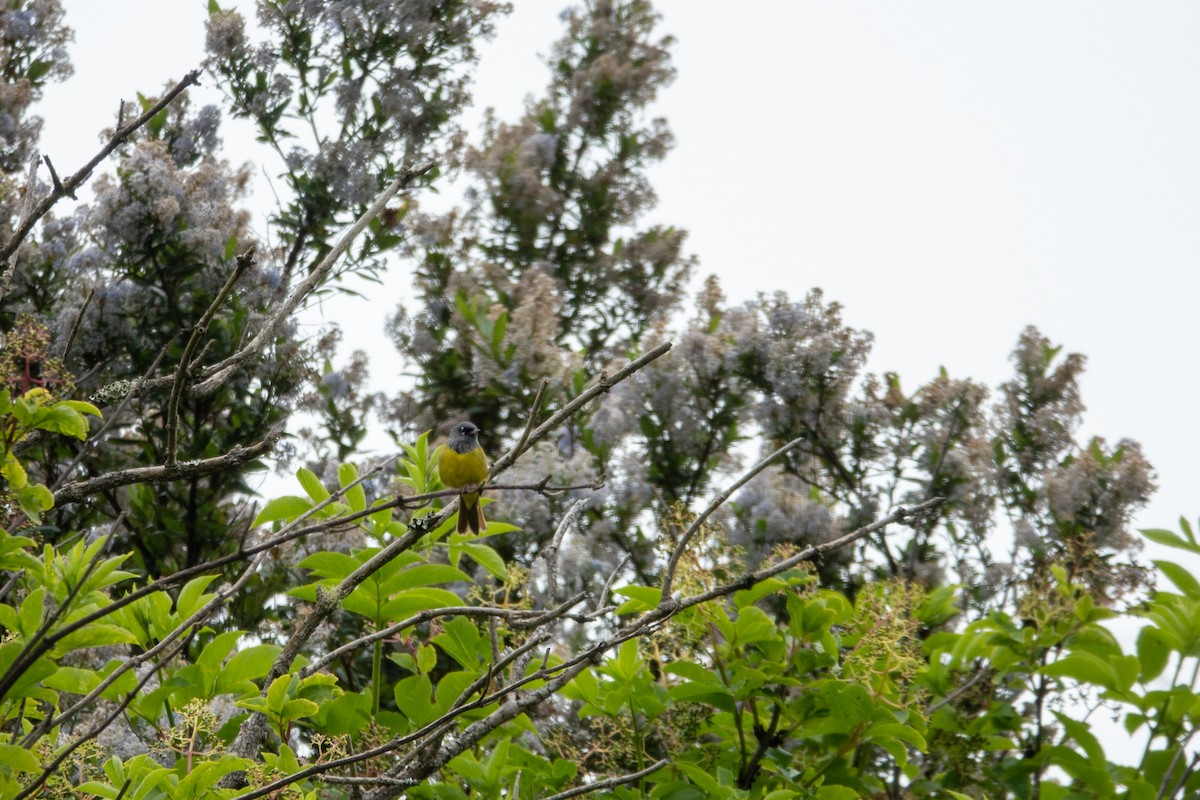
[457,494,486,535]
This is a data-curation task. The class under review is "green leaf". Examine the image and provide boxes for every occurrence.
[866,722,927,750]
[1053,712,1104,765]
[385,564,471,592]
[298,551,360,580]
[254,496,314,527]
[733,606,779,646]
[1155,559,1200,598]
[18,586,45,635]
[432,617,482,669]
[611,639,643,683]
[378,588,463,622]
[733,577,787,608]
[42,666,101,695]
[58,400,101,417]
[57,624,139,652]
[339,463,366,512]
[15,483,53,521]
[1137,626,1171,683]
[668,681,736,712]
[394,673,436,726]
[461,542,508,580]
[176,574,218,617]
[0,743,40,773]
[34,405,90,439]
[215,645,283,696]
[416,643,438,674]
[1142,527,1200,553]
[614,585,661,615]
[297,467,330,503]
[281,698,320,725]
[1041,652,1117,691]
[315,689,371,736]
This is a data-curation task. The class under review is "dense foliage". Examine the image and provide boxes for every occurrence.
[0,1,1194,798]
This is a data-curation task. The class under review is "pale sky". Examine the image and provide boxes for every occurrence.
[40,1,1200,574]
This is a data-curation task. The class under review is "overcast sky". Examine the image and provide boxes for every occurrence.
[40,2,1200,573]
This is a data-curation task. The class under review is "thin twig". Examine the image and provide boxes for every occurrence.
[927,664,989,715]
[490,342,673,478]
[0,156,41,304]
[48,337,176,490]
[300,596,584,678]
[662,435,807,598]
[54,429,280,505]
[543,759,670,800]
[0,70,202,269]
[319,776,411,786]
[543,499,587,603]
[60,287,95,361]
[591,553,631,616]
[509,380,549,466]
[42,154,65,196]
[165,248,254,465]
[191,162,434,397]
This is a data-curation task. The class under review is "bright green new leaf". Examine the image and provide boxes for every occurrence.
[253,495,314,527]
[297,467,331,503]
[338,463,366,511]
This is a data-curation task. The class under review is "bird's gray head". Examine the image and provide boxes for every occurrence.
[447,421,482,454]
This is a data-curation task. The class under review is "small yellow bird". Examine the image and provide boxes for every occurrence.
[437,421,489,534]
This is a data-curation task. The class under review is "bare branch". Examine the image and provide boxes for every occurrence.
[166,248,255,465]
[53,430,280,505]
[662,435,807,598]
[191,162,434,396]
[0,156,42,303]
[542,498,587,603]
[543,759,670,800]
[60,286,95,361]
[591,553,630,616]
[511,379,549,460]
[300,597,584,678]
[489,341,673,477]
[37,337,175,472]
[674,497,944,613]
[0,70,202,272]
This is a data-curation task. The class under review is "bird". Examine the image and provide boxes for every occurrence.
[436,421,490,534]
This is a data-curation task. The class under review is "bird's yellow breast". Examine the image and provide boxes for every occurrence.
[437,445,489,489]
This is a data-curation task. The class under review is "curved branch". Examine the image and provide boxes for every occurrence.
[0,69,202,292]
[662,435,807,598]
[190,162,434,397]
[544,759,671,800]
[53,429,281,505]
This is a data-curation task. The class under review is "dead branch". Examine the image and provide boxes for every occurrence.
[0,69,202,300]
[53,429,280,505]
